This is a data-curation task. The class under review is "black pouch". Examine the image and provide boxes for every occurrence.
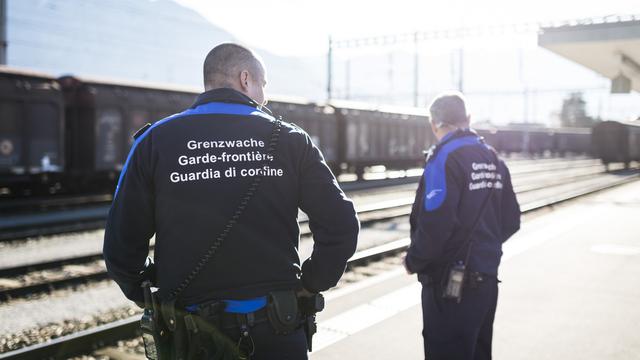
[267,290,300,335]
[186,314,244,360]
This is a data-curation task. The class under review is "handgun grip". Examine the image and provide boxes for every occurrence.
[141,280,153,309]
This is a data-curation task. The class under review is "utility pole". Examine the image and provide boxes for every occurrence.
[518,48,527,123]
[327,36,333,101]
[345,59,351,100]
[413,32,419,107]
[387,53,394,102]
[458,48,464,92]
[0,0,6,65]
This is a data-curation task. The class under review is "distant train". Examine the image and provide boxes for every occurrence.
[592,120,640,169]
[0,66,596,197]
[0,68,65,196]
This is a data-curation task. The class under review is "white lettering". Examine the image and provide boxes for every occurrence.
[472,162,497,171]
[186,138,265,150]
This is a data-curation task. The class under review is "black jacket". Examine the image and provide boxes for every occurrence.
[406,129,520,278]
[103,88,359,305]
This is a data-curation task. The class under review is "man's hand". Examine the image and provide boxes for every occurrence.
[404,256,414,275]
[297,288,315,298]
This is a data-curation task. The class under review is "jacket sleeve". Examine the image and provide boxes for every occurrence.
[297,133,359,293]
[500,162,520,242]
[406,159,462,273]
[103,137,155,304]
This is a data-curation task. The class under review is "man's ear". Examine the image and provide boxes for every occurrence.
[240,70,250,91]
[430,120,438,137]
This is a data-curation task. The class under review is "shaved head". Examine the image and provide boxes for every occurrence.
[203,43,264,91]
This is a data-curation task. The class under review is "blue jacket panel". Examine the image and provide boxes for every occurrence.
[103,88,359,304]
[406,129,520,276]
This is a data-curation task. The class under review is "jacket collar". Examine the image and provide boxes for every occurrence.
[191,88,261,109]
[425,128,482,163]
[437,128,479,148]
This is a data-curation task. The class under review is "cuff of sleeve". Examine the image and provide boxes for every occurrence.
[405,254,416,273]
[301,259,322,293]
[120,282,145,304]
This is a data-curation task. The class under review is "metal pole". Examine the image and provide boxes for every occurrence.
[0,0,6,65]
[345,58,350,100]
[458,48,464,92]
[327,36,333,101]
[523,87,529,123]
[518,48,527,123]
[388,53,393,102]
[413,32,419,107]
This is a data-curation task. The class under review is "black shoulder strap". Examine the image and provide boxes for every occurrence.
[456,186,494,264]
[164,117,283,302]
[133,123,152,140]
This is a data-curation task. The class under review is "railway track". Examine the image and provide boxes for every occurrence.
[0,166,638,359]
[0,158,603,242]
[0,176,423,242]
[0,163,636,301]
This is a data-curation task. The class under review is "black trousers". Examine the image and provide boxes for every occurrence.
[220,321,308,360]
[420,278,498,360]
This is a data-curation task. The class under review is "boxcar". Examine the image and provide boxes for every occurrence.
[552,127,592,156]
[59,76,198,191]
[592,120,640,168]
[331,100,433,177]
[267,96,340,173]
[477,125,591,156]
[0,67,65,196]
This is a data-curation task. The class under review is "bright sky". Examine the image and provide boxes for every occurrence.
[174,0,637,56]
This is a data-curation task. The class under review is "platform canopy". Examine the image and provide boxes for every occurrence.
[538,15,640,93]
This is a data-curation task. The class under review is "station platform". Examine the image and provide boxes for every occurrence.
[312,179,640,359]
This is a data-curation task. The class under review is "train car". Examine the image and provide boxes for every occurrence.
[331,100,433,177]
[527,128,556,155]
[266,96,340,174]
[475,127,500,151]
[0,67,65,197]
[482,127,528,154]
[58,75,199,192]
[552,127,592,156]
[476,125,591,156]
[592,120,640,168]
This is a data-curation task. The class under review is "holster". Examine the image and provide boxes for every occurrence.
[297,292,325,352]
[267,290,300,335]
[266,290,325,351]
[151,298,243,360]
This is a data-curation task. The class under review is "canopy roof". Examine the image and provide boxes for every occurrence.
[538,15,640,93]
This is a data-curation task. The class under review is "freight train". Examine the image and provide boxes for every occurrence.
[0,66,599,197]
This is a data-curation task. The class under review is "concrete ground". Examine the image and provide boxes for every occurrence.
[312,179,640,360]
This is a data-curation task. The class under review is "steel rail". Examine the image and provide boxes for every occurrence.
[1,172,638,359]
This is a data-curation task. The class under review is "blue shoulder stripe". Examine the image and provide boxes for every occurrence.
[113,102,274,199]
[423,136,482,211]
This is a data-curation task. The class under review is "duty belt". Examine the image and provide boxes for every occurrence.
[186,297,271,331]
[466,271,490,288]
[420,271,493,287]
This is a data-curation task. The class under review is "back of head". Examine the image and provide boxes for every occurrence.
[203,43,262,91]
[429,91,469,128]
